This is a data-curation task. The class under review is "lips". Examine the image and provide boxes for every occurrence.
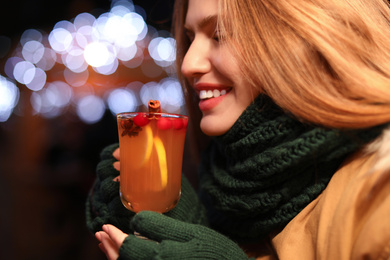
[194,83,231,111]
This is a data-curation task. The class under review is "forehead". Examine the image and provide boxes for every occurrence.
[185,0,219,27]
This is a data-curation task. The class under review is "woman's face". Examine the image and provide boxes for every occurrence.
[181,0,261,136]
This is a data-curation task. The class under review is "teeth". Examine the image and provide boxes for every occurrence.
[199,90,207,99]
[199,89,228,100]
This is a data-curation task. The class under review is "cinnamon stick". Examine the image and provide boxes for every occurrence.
[148,100,161,113]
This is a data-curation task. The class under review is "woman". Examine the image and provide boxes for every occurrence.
[86,0,390,259]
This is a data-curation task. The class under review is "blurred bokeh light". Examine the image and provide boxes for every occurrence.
[1,0,183,125]
[0,75,20,122]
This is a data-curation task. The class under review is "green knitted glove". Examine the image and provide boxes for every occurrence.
[165,175,208,226]
[86,143,135,234]
[86,143,208,234]
[118,211,250,260]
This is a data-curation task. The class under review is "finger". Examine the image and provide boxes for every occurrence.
[98,243,107,255]
[113,161,120,172]
[103,224,128,248]
[95,231,103,242]
[131,211,194,242]
[99,231,120,260]
[113,148,120,160]
[113,175,120,182]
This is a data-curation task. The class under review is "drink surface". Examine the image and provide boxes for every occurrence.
[117,112,188,213]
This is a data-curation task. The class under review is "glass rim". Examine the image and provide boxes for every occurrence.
[116,112,188,119]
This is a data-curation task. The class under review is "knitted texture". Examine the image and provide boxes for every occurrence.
[199,95,385,242]
[86,144,209,234]
[86,143,135,234]
[118,211,251,260]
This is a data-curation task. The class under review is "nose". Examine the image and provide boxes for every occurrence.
[181,38,211,80]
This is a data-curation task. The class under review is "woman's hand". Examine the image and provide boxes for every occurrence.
[114,211,249,259]
[95,224,128,260]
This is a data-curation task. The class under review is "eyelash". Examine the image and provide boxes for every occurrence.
[185,31,221,43]
[213,30,221,42]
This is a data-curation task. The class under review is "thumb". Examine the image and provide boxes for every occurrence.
[131,211,195,242]
[102,224,128,248]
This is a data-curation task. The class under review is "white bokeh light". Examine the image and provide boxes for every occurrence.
[107,88,137,115]
[74,12,96,30]
[54,20,76,34]
[22,40,45,64]
[111,0,135,15]
[128,12,148,41]
[5,57,24,79]
[76,25,99,48]
[76,95,106,124]
[122,47,144,68]
[30,91,61,118]
[25,67,47,91]
[161,78,184,112]
[105,14,138,47]
[116,43,137,61]
[20,29,43,46]
[35,47,57,71]
[93,56,119,75]
[13,61,36,85]
[62,48,88,72]
[84,41,111,67]
[157,38,176,61]
[148,37,176,67]
[46,81,73,108]
[0,76,20,122]
[1,0,183,123]
[93,15,110,41]
[49,27,74,53]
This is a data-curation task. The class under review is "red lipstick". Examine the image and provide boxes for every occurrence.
[194,83,231,111]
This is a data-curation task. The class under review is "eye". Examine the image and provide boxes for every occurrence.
[212,31,219,42]
[213,30,224,42]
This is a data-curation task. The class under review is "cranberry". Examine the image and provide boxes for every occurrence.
[133,113,149,127]
[183,118,188,129]
[172,119,184,130]
[157,117,172,130]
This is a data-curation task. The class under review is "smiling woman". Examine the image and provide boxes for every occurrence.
[86,0,390,259]
[179,0,261,136]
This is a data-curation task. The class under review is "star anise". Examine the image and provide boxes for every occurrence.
[121,119,142,137]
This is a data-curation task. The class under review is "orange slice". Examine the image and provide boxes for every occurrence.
[141,125,153,165]
[153,136,168,189]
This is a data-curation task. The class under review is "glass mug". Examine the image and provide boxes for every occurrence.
[116,110,188,213]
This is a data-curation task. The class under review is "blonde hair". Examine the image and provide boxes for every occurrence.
[173,0,390,129]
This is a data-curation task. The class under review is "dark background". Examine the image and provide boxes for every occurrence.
[1,0,174,38]
[0,1,176,259]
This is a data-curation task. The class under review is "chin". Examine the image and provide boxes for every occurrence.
[200,119,230,136]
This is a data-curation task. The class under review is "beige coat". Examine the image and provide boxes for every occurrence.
[243,129,390,260]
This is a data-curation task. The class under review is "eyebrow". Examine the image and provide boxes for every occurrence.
[184,15,218,31]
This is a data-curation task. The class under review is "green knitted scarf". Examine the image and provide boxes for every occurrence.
[199,95,384,242]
